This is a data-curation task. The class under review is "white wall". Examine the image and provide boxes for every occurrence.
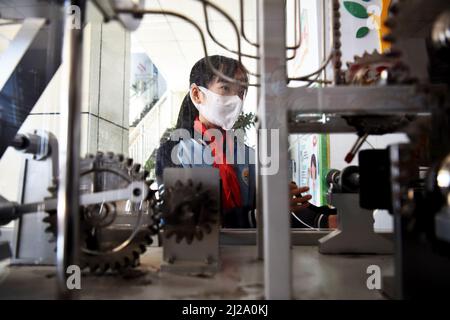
[128,90,185,173]
[329,133,410,170]
[339,0,383,66]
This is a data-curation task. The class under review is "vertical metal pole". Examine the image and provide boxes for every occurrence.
[255,0,264,261]
[258,0,291,299]
[321,0,328,82]
[390,145,404,299]
[57,0,85,298]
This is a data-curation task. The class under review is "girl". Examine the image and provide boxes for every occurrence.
[156,55,327,228]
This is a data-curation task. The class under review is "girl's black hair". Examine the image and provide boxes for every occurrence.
[175,55,249,135]
[310,153,317,167]
[310,154,317,178]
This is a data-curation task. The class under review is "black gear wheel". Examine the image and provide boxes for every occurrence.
[381,0,450,84]
[158,179,218,244]
[43,151,160,274]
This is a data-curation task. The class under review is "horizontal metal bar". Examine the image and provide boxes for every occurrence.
[80,181,148,206]
[288,113,431,134]
[285,86,434,114]
[4,182,148,217]
[220,229,332,246]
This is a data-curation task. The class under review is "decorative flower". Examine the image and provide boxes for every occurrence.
[343,0,381,39]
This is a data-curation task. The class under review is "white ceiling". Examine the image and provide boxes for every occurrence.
[0,0,259,90]
[0,20,20,55]
[132,0,259,91]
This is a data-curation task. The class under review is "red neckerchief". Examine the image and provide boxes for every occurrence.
[194,117,242,210]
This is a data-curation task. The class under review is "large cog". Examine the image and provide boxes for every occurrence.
[43,151,160,274]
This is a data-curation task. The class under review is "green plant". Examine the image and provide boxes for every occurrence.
[233,112,256,132]
[144,155,156,173]
[143,126,176,177]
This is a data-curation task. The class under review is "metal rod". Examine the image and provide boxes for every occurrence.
[297,76,332,86]
[201,1,261,79]
[321,0,328,85]
[287,49,334,83]
[201,0,259,61]
[345,133,369,163]
[287,1,334,85]
[255,0,263,261]
[286,0,301,61]
[116,8,260,87]
[240,0,260,48]
[198,0,261,79]
[56,0,85,298]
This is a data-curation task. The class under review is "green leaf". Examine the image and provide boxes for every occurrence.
[356,26,370,38]
[344,1,369,19]
[233,112,256,131]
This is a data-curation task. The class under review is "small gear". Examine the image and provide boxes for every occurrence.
[158,179,218,244]
[43,151,160,274]
[345,50,398,85]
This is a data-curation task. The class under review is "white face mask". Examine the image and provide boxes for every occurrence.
[190,85,243,131]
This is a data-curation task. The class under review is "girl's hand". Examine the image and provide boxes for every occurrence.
[290,182,312,213]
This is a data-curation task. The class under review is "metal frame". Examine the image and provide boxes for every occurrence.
[256,0,434,299]
[200,0,260,61]
[55,0,85,298]
[258,0,291,300]
[318,193,393,254]
[161,168,221,275]
[0,18,47,157]
[240,0,260,48]
[11,157,55,265]
[3,0,430,300]
[0,18,46,90]
[255,0,263,262]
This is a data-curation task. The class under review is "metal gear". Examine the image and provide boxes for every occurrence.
[158,179,218,244]
[342,51,416,138]
[379,0,450,219]
[345,50,397,85]
[343,114,415,136]
[43,151,160,274]
[381,0,450,84]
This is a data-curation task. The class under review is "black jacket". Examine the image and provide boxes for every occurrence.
[156,140,331,228]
